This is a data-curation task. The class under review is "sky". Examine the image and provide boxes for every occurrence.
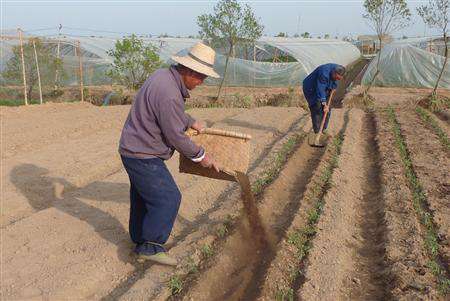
[1,0,442,39]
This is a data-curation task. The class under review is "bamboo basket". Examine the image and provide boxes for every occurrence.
[179,128,251,181]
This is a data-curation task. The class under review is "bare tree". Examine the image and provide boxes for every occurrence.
[418,0,449,98]
[363,0,411,96]
[197,0,264,101]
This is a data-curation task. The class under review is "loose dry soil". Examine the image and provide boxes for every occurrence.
[2,85,449,300]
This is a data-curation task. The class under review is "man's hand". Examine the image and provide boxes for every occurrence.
[191,120,206,133]
[200,153,221,173]
[322,103,330,113]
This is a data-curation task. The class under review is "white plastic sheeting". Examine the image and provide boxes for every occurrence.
[259,37,361,74]
[362,37,450,89]
[1,33,360,87]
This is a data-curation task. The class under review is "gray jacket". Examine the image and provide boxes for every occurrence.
[119,66,204,160]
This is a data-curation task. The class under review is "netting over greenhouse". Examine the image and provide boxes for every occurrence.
[176,38,361,86]
[1,31,361,90]
[362,37,450,89]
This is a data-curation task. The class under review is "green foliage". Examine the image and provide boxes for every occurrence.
[106,34,163,90]
[197,0,264,50]
[387,107,449,295]
[197,0,264,100]
[251,134,303,195]
[275,32,288,37]
[186,256,199,274]
[300,32,310,38]
[415,106,450,150]
[275,287,294,301]
[363,0,411,35]
[216,224,229,238]
[201,244,214,258]
[2,38,64,97]
[417,0,449,96]
[417,0,449,31]
[168,275,183,295]
[281,133,344,295]
[362,0,411,95]
[0,98,41,106]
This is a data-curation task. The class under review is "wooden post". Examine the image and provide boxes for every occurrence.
[75,41,84,102]
[253,45,256,87]
[54,39,60,90]
[18,28,28,105]
[32,40,43,104]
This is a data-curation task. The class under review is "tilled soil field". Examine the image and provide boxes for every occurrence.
[2,86,450,300]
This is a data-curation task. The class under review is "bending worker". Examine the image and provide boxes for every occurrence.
[302,63,346,134]
[119,43,220,266]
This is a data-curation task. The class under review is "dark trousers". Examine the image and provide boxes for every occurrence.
[121,156,181,248]
[309,102,332,134]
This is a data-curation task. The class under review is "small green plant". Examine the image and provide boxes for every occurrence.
[216,224,229,238]
[186,256,198,274]
[201,243,214,258]
[252,134,303,194]
[416,106,450,150]
[168,275,183,295]
[275,287,294,301]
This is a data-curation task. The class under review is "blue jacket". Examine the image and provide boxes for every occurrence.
[302,63,340,106]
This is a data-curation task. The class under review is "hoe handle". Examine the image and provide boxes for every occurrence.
[315,89,336,144]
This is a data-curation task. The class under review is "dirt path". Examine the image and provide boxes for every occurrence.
[297,111,389,300]
[396,108,450,262]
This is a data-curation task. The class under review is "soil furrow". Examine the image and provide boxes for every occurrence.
[252,110,350,301]
[178,132,325,301]
[376,110,441,299]
[173,110,348,301]
[296,111,389,300]
[397,109,450,263]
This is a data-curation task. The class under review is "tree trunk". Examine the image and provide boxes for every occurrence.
[364,37,383,96]
[216,43,233,101]
[432,33,448,97]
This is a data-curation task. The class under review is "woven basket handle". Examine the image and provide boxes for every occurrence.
[199,128,252,140]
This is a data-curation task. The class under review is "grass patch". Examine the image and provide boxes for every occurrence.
[252,133,304,195]
[415,106,450,151]
[275,286,294,301]
[418,94,450,112]
[344,93,375,110]
[168,275,183,295]
[387,107,449,295]
[0,99,41,106]
[201,243,214,258]
[186,256,199,275]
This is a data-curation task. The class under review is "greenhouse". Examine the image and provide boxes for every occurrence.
[362,37,450,89]
[1,32,361,87]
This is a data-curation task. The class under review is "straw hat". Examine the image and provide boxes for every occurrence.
[171,43,220,78]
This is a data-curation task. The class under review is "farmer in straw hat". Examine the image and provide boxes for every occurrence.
[119,43,221,266]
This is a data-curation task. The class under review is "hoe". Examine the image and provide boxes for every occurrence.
[310,89,335,147]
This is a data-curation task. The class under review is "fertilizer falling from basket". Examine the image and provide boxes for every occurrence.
[234,171,269,248]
